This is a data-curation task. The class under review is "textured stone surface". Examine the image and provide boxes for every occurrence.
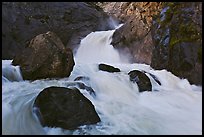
[12,31,75,80]
[97,2,163,64]
[150,2,202,85]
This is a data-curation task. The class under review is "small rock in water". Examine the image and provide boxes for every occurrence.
[33,86,100,130]
[98,63,120,73]
[128,70,152,92]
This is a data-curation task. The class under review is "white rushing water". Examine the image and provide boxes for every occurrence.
[2,26,202,135]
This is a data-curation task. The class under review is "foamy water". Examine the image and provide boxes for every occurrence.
[2,26,202,135]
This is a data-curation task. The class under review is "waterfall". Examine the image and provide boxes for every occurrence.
[2,26,202,135]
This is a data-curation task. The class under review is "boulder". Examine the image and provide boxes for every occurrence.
[98,63,120,73]
[128,70,152,92]
[12,31,75,80]
[33,86,100,130]
[2,2,115,59]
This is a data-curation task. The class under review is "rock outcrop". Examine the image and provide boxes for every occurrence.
[12,31,75,80]
[97,2,163,64]
[150,2,202,85]
[33,86,100,130]
[2,2,115,59]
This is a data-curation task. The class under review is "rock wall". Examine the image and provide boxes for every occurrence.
[2,2,115,59]
[151,2,202,85]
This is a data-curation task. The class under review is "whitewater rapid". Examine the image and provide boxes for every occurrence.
[2,26,202,135]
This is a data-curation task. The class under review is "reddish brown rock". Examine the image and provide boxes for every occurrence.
[97,2,163,64]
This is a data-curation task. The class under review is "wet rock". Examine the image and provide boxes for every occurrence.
[12,31,75,80]
[128,70,152,92]
[33,86,100,130]
[141,70,161,85]
[2,2,114,59]
[98,63,120,73]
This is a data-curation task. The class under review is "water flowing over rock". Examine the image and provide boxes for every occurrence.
[33,86,100,130]
[97,2,163,64]
[12,31,75,80]
[66,82,96,97]
[98,63,121,73]
[2,2,115,59]
[128,70,152,92]
[74,76,90,82]
[2,65,23,82]
[150,2,202,85]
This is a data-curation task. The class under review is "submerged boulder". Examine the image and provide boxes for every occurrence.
[12,31,75,80]
[128,70,152,92]
[33,86,100,130]
[98,63,121,73]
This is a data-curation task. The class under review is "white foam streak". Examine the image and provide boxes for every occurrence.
[75,26,128,64]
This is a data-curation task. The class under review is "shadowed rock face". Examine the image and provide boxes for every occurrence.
[12,31,75,80]
[2,2,115,59]
[150,2,202,85]
[33,86,100,130]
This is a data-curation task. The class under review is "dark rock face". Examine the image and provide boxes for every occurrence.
[150,2,202,85]
[128,70,152,92]
[2,2,115,59]
[33,86,100,130]
[12,31,75,80]
[98,63,120,73]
